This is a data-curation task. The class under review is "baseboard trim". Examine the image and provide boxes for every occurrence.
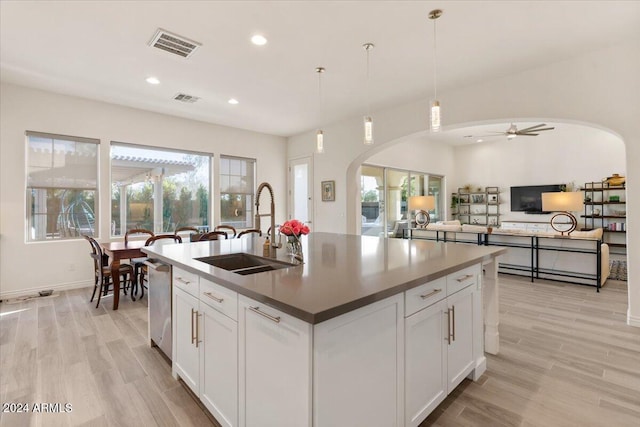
[0,280,92,301]
[627,311,640,328]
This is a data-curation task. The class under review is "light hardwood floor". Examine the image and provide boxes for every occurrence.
[1,276,638,427]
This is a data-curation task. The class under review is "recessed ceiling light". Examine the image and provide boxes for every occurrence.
[228,98,239,105]
[146,77,160,85]
[251,35,267,46]
[476,138,483,143]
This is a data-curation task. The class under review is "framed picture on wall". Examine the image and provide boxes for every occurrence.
[322,180,335,201]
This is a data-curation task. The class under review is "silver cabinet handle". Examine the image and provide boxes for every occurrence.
[176,277,191,285]
[249,306,281,323]
[191,308,196,345]
[456,274,474,283]
[445,310,451,345]
[204,292,223,303]
[451,305,456,342]
[420,288,442,300]
[195,311,202,348]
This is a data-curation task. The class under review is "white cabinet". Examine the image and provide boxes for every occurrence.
[171,262,484,427]
[173,287,201,394]
[238,295,312,427]
[200,301,238,427]
[314,294,404,427]
[173,274,239,427]
[404,264,481,427]
[445,284,476,391]
[405,298,448,427]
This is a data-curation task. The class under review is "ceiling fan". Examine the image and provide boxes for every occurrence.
[489,123,555,139]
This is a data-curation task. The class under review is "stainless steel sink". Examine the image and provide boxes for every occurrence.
[195,253,296,275]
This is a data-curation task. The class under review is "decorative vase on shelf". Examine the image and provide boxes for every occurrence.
[605,174,625,186]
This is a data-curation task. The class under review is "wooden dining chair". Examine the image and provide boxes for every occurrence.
[134,234,182,300]
[175,226,200,242]
[237,228,262,238]
[215,225,237,238]
[197,231,228,241]
[124,228,154,244]
[83,235,134,308]
[124,228,154,295]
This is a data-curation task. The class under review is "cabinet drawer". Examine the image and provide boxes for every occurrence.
[173,267,199,297]
[447,264,480,295]
[405,277,446,317]
[200,277,238,321]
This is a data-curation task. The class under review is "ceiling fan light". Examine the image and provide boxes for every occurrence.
[430,100,441,132]
[364,116,373,145]
[507,133,517,140]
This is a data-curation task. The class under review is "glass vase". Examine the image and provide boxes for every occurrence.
[286,236,304,262]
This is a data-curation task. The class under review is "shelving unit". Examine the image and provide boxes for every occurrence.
[452,187,500,226]
[581,181,626,253]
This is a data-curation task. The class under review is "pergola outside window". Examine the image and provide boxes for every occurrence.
[110,143,211,236]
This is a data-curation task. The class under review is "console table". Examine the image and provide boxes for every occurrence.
[406,228,607,292]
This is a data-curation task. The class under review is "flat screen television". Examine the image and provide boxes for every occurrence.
[510,184,565,213]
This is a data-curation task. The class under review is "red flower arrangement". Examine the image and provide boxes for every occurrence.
[280,219,310,237]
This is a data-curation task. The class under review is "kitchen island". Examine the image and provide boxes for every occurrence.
[143,232,505,427]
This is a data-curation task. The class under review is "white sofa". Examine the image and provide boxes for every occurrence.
[410,221,609,290]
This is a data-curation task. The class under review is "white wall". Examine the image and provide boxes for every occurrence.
[366,136,455,178]
[287,41,640,326]
[0,83,287,297]
[452,124,626,223]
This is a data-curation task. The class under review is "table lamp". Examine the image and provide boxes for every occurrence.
[541,191,583,235]
[408,195,436,228]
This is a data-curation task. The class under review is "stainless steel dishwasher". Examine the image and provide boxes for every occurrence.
[145,259,172,360]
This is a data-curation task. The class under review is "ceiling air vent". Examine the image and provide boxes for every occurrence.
[149,28,201,58]
[173,93,200,103]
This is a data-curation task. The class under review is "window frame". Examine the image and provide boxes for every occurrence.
[25,131,100,243]
[360,163,444,238]
[109,141,213,237]
[219,154,256,229]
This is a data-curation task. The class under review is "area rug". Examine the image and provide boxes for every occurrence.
[609,260,627,281]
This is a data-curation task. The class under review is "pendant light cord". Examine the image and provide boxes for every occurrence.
[366,46,371,116]
[317,69,323,124]
[433,17,438,100]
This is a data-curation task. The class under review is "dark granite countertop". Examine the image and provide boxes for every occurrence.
[143,232,505,324]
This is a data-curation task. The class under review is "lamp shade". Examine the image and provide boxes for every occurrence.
[408,195,436,211]
[541,192,583,212]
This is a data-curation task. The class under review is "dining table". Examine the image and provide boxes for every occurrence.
[100,239,147,310]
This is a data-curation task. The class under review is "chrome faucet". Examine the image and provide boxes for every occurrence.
[255,182,282,256]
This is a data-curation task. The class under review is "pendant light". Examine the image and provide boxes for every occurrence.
[429,9,443,132]
[363,43,375,145]
[315,67,325,154]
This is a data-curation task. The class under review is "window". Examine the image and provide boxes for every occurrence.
[26,131,99,241]
[360,164,443,238]
[220,156,255,229]
[110,143,211,235]
[361,165,385,237]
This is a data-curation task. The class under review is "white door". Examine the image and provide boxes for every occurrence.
[289,157,312,226]
[174,287,200,395]
[446,285,475,392]
[405,299,448,427]
[200,303,238,427]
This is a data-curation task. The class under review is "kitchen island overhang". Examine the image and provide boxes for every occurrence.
[143,232,506,326]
